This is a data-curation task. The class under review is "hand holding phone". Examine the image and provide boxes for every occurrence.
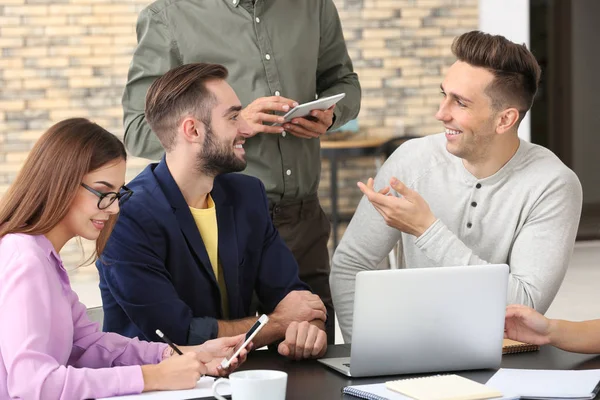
[220,314,269,369]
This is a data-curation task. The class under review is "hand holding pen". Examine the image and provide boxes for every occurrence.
[156,329,184,356]
[139,330,209,392]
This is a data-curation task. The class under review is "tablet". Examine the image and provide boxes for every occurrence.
[281,93,345,123]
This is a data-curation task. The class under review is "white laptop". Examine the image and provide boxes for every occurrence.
[319,264,509,377]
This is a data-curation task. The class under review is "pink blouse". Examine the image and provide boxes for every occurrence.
[0,234,168,399]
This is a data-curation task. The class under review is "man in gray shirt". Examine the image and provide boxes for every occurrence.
[331,31,583,343]
[122,0,361,343]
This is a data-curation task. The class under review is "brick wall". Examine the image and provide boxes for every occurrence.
[0,0,478,270]
[319,0,479,245]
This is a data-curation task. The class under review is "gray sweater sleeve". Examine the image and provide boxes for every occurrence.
[330,155,407,343]
[331,148,582,344]
[330,194,402,343]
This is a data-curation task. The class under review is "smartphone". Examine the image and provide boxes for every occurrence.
[220,314,269,369]
[275,93,346,125]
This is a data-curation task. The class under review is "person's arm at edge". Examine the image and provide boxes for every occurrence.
[122,7,182,160]
[315,0,361,131]
[505,305,600,354]
[548,319,600,354]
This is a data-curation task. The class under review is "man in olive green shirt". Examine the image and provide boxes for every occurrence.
[122,0,361,343]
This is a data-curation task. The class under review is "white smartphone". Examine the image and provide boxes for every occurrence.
[220,314,269,369]
[278,93,346,124]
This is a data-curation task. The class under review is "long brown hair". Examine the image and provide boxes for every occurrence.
[0,118,127,260]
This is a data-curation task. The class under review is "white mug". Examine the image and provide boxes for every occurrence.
[212,369,287,400]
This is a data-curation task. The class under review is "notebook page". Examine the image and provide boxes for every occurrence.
[486,369,600,399]
[386,374,503,400]
[343,383,412,400]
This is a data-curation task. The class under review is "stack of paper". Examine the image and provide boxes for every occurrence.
[387,374,502,400]
[98,376,229,400]
[486,368,600,399]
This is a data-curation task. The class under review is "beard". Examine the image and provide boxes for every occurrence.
[195,122,246,176]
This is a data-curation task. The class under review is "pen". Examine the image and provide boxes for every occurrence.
[155,329,183,355]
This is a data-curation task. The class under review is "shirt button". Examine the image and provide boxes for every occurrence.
[476,183,482,189]
[467,222,473,228]
[265,54,271,60]
[286,169,292,176]
[255,17,260,23]
[471,202,477,207]
[232,0,237,4]
[282,131,287,137]
[275,90,280,96]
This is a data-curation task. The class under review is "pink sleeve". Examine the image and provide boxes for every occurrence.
[0,251,160,400]
[68,287,168,368]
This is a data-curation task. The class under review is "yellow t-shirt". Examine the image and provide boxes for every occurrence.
[189,195,229,319]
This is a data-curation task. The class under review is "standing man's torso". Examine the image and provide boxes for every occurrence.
[144,0,326,200]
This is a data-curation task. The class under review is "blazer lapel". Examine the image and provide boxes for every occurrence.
[153,159,216,286]
[211,177,241,317]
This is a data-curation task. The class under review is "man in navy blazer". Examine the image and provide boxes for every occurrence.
[97,63,328,359]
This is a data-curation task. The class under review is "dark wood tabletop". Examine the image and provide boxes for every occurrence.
[196,344,600,399]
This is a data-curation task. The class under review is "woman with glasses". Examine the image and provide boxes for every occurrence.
[0,118,248,400]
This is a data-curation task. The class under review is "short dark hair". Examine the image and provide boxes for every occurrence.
[452,30,541,123]
[145,63,229,151]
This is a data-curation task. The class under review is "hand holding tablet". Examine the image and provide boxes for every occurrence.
[281,93,345,139]
[279,93,345,124]
[240,96,299,135]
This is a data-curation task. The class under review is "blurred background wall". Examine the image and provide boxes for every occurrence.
[0,0,479,269]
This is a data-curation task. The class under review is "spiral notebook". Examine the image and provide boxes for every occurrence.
[502,339,539,355]
[343,374,503,400]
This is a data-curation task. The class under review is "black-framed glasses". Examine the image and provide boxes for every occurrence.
[81,183,133,210]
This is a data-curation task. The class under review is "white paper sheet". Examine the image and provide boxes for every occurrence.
[486,368,600,399]
[98,376,229,400]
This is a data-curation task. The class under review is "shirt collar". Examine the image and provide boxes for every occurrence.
[34,234,69,275]
[455,138,527,186]
[34,234,58,259]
